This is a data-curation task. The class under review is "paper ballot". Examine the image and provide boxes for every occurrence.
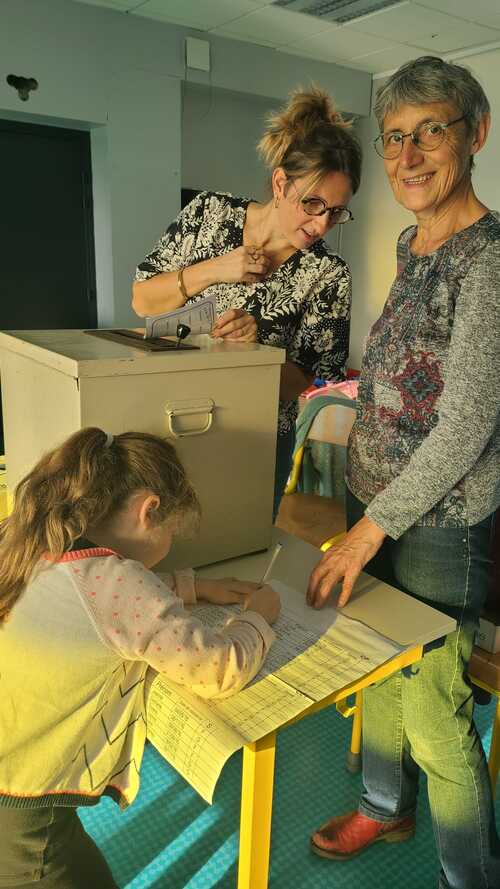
[146,580,404,803]
[145,296,217,339]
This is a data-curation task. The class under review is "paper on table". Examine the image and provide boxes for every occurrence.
[274,615,398,702]
[146,674,245,804]
[145,295,217,338]
[146,581,404,803]
[191,582,402,688]
[146,671,310,804]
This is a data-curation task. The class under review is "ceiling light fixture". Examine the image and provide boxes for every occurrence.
[271,0,404,26]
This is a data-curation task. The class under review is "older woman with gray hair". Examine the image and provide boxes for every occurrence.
[307,56,500,888]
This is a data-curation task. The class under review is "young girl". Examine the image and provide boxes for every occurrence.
[0,427,280,889]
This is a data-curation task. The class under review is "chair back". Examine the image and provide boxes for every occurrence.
[306,395,356,447]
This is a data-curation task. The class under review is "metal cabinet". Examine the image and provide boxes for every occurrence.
[0,330,284,569]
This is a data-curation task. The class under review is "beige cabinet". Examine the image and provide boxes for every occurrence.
[0,330,284,569]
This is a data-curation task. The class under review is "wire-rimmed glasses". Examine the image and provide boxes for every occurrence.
[373,116,467,159]
[289,180,353,224]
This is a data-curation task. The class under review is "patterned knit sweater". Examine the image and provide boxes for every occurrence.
[0,544,274,809]
[346,211,500,540]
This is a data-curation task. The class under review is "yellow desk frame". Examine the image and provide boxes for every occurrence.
[237,643,423,889]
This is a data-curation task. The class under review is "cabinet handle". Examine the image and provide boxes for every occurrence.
[165,399,214,438]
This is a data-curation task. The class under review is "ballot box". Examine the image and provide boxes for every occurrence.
[0,329,284,569]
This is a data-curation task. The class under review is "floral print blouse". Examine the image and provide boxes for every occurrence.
[135,191,351,433]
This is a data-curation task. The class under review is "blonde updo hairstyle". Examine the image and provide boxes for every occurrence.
[257,85,362,198]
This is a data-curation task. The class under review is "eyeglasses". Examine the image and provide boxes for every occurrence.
[373,115,467,159]
[289,180,353,224]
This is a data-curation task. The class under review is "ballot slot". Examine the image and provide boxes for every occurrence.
[84,328,198,352]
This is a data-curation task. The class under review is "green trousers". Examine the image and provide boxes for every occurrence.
[0,806,118,889]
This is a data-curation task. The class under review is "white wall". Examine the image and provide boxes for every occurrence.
[461,50,500,210]
[0,0,371,327]
[182,82,344,256]
[182,84,273,202]
[342,115,408,369]
[1,0,184,326]
[342,49,500,370]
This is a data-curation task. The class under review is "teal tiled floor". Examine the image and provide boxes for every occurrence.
[80,700,499,888]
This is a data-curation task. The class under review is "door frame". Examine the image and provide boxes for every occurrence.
[0,117,97,328]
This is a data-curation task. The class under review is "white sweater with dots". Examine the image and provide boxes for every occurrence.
[0,544,274,810]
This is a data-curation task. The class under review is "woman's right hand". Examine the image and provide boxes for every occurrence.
[307,516,386,609]
[211,246,270,284]
[244,584,281,625]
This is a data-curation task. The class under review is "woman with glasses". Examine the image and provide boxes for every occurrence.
[308,56,500,888]
[132,86,361,516]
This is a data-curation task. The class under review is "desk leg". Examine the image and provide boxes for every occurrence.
[346,690,363,774]
[238,732,277,889]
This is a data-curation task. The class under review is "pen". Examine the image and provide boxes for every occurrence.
[260,542,283,585]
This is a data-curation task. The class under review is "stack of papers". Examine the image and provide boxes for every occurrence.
[146,580,403,803]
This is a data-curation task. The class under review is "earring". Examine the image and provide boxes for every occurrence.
[274,195,280,209]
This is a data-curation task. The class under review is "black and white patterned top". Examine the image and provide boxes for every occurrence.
[135,191,351,433]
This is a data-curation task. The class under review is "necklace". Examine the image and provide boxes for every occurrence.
[243,201,296,271]
[243,201,267,250]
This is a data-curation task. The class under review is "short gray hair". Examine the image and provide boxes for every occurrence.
[374,56,490,131]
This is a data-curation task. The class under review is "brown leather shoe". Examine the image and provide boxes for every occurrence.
[311,810,416,860]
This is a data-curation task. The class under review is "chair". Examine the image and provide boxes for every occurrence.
[275,394,356,549]
[274,394,365,762]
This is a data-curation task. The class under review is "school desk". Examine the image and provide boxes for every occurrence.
[197,528,456,889]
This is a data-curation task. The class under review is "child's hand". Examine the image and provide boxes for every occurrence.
[196,577,262,606]
[244,585,281,625]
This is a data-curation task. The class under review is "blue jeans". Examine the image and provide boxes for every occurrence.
[346,490,500,889]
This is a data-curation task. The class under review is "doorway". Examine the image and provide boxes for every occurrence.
[0,118,97,451]
[0,118,97,327]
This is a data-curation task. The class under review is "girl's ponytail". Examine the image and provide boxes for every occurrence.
[0,428,199,622]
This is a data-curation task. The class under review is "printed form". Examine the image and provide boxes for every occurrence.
[145,296,217,338]
[146,580,404,803]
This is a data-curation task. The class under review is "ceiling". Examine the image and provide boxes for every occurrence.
[73,0,500,75]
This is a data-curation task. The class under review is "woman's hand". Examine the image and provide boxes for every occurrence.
[211,308,258,342]
[211,246,270,285]
[196,577,262,606]
[307,516,386,610]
